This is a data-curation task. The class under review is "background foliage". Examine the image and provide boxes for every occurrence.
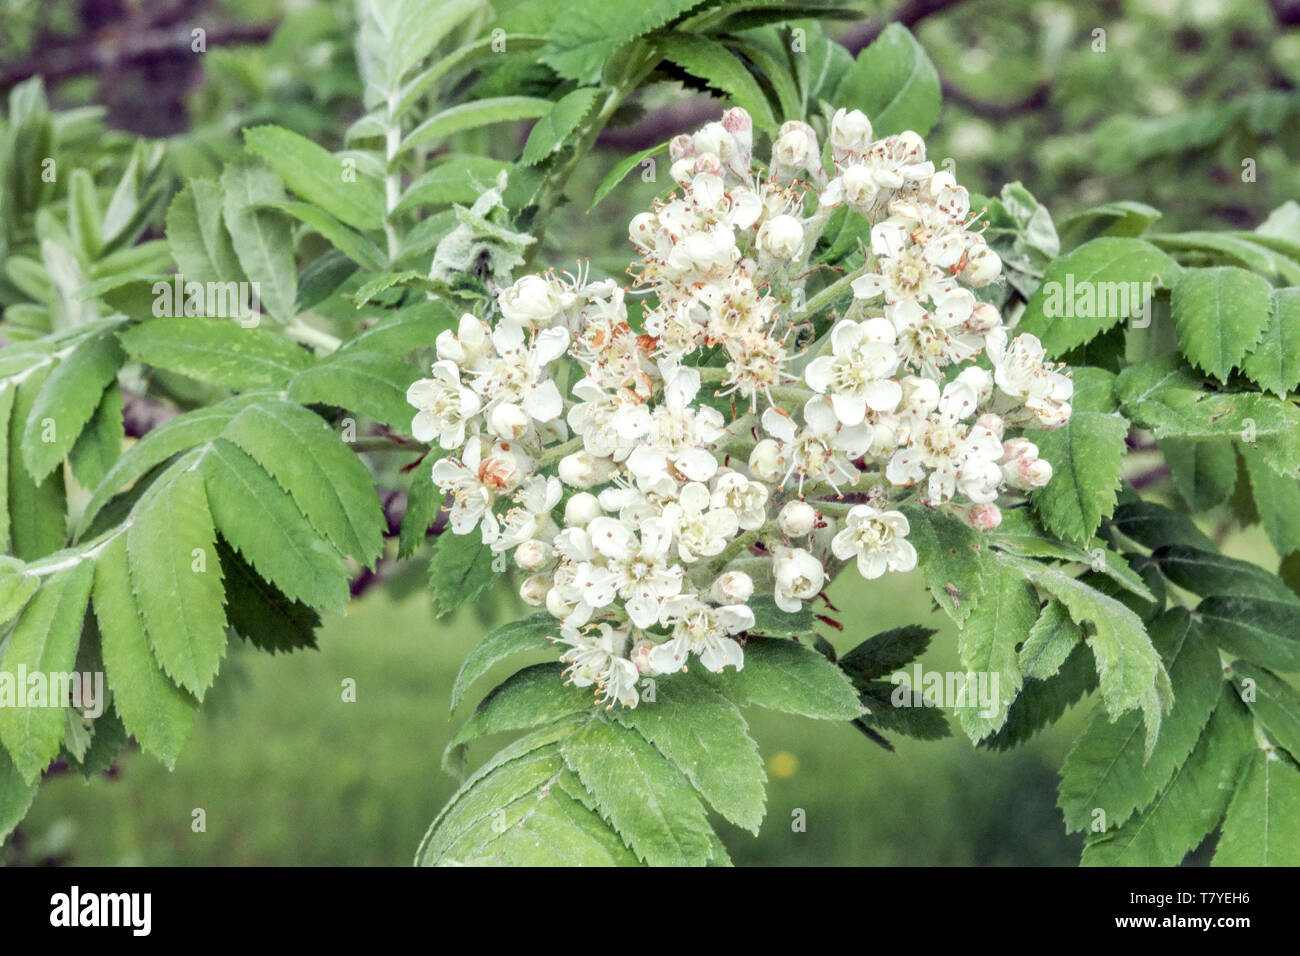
[1,0,1298,865]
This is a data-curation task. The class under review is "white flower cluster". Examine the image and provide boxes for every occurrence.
[408,107,1072,709]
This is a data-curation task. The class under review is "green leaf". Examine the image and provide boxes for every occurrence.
[1197,594,1300,671]
[94,536,196,768]
[451,613,558,713]
[983,641,1097,751]
[427,529,497,619]
[900,503,988,623]
[22,325,124,481]
[1018,599,1083,680]
[1228,660,1300,760]
[746,594,814,635]
[356,0,486,104]
[838,625,936,682]
[126,462,227,699]
[0,557,39,628]
[0,387,14,554]
[833,23,940,138]
[704,636,862,720]
[396,157,511,214]
[954,563,1038,740]
[244,126,385,232]
[1214,749,1300,865]
[0,745,38,843]
[220,163,298,323]
[1005,555,1171,755]
[614,672,766,833]
[0,561,94,782]
[1081,689,1253,866]
[119,318,312,392]
[69,382,124,491]
[216,540,320,654]
[1171,266,1273,382]
[1110,500,1215,551]
[6,366,68,559]
[264,201,386,272]
[521,88,600,165]
[1242,288,1300,396]
[1017,238,1180,356]
[658,35,778,131]
[220,400,384,566]
[400,97,555,155]
[590,141,668,211]
[1241,444,1300,556]
[164,180,246,286]
[1158,437,1237,512]
[1057,201,1162,252]
[1028,409,1127,544]
[1059,610,1223,833]
[1151,544,1299,603]
[287,349,415,431]
[450,663,594,751]
[76,397,256,539]
[561,717,717,866]
[199,438,349,611]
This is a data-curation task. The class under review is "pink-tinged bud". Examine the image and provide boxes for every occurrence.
[669,134,695,162]
[965,301,1001,333]
[514,539,551,572]
[778,500,817,537]
[564,491,603,527]
[967,502,1002,531]
[1020,457,1053,488]
[520,574,550,606]
[630,639,658,675]
[693,152,723,176]
[975,413,1005,441]
[710,570,754,605]
[722,107,752,136]
[1002,437,1038,463]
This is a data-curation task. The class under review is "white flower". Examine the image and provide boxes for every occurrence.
[988,330,1073,428]
[711,471,768,530]
[431,439,505,537]
[804,318,902,426]
[661,482,739,562]
[436,313,493,369]
[498,274,562,328]
[556,622,640,708]
[773,546,825,613]
[588,516,682,628]
[623,366,726,486]
[651,596,751,673]
[762,397,873,494]
[407,360,480,449]
[492,475,562,552]
[830,505,917,579]
[466,320,569,424]
[886,381,1003,504]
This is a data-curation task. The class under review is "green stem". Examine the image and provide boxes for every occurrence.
[285,320,343,354]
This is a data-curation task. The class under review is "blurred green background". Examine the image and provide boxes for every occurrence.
[2,0,1296,865]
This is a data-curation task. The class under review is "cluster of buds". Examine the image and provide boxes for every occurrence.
[408,106,1072,709]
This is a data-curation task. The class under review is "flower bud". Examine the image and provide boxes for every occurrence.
[710,570,754,605]
[963,243,1001,286]
[975,413,1005,441]
[544,586,572,618]
[778,500,817,537]
[498,274,561,328]
[520,573,550,606]
[514,539,551,572]
[756,214,804,260]
[564,492,603,527]
[749,438,785,482]
[965,301,1001,333]
[558,451,615,489]
[831,108,873,156]
[630,639,658,675]
[669,134,695,162]
[967,502,1002,531]
[487,403,531,440]
[842,164,877,208]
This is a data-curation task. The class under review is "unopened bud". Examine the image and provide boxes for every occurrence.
[710,570,754,605]
[778,500,817,537]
